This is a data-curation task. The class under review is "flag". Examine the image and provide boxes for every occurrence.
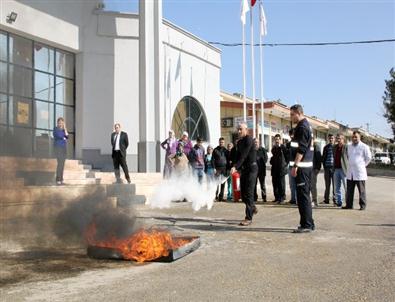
[259,1,267,36]
[240,0,250,25]
[251,0,257,7]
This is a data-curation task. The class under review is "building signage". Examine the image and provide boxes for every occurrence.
[221,117,234,128]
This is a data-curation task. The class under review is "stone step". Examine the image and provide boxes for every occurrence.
[0,178,25,187]
[62,170,93,180]
[64,179,101,185]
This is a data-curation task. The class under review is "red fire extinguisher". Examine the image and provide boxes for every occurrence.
[232,172,241,202]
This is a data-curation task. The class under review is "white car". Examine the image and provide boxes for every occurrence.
[373,152,391,165]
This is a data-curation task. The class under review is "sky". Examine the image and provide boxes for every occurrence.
[104,0,395,138]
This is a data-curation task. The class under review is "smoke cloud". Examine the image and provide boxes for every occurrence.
[149,172,228,211]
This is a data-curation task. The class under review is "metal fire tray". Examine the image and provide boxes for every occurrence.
[87,236,200,262]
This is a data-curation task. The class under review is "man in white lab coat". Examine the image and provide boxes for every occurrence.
[343,131,372,210]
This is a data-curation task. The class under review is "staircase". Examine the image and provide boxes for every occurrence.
[0,156,163,220]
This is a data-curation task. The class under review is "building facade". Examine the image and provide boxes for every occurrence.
[0,0,221,172]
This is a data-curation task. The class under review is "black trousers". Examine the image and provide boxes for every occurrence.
[272,174,286,202]
[55,146,67,182]
[112,151,130,181]
[254,172,266,201]
[240,165,258,221]
[346,179,366,209]
[296,168,314,229]
[324,167,335,202]
[215,166,227,200]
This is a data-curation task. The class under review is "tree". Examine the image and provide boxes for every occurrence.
[383,68,395,139]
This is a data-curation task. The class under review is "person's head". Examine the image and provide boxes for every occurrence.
[290,104,304,124]
[288,128,294,139]
[336,133,345,146]
[254,138,259,149]
[237,122,248,138]
[57,117,65,129]
[218,137,225,147]
[352,131,361,144]
[207,145,213,154]
[177,142,184,155]
[196,136,203,146]
[182,131,189,141]
[227,143,233,151]
[274,134,281,146]
[168,129,175,139]
[114,123,121,133]
[328,134,334,144]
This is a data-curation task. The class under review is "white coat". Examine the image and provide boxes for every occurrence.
[346,141,372,181]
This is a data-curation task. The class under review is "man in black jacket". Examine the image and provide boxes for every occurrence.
[230,123,258,226]
[254,138,268,202]
[270,134,289,204]
[213,137,228,200]
[311,141,322,207]
[111,123,131,184]
[322,134,336,204]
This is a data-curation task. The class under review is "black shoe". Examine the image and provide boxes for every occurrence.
[342,206,352,209]
[253,207,258,214]
[262,199,267,203]
[289,200,296,204]
[293,227,313,233]
[322,201,329,204]
[359,207,366,211]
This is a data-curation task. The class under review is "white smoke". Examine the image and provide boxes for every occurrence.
[149,171,229,211]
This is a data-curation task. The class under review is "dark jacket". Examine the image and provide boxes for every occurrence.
[234,135,256,171]
[313,144,322,171]
[291,118,314,167]
[190,144,205,169]
[270,144,289,176]
[256,147,268,176]
[111,131,129,158]
[322,143,334,169]
[213,146,228,169]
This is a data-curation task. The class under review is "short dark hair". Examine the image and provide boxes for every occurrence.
[197,136,203,142]
[274,134,281,139]
[290,104,303,114]
[288,128,294,135]
[352,130,361,136]
[328,134,334,138]
[219,137,225,141]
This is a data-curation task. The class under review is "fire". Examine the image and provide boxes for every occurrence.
[84,223,191,262]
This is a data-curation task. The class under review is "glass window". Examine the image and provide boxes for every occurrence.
[66,133,74,158]
[0,31,7,61]
[35,71,54,101]
[35,101,54,130]
[55,76,74,105]
[34,43,54,73]
[34,129,53,158]
[171,96,209,141]
[0,94,7,124]
[9,64,32,98]
[9,95,32,127]
[7,126,33,156]
[9,34,32,68]
[56,50,74,78]
[0,61,7,93]
[56,105,74,132]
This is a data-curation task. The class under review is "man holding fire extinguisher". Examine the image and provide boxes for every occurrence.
[230,122,258,226]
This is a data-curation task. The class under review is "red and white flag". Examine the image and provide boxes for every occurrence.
[259,1,267,36]
[240,0,250,25]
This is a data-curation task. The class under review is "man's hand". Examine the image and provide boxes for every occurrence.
[291,166,298,177]
[230,167,236,175]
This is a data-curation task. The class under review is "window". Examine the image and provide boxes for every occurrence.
[0,31,75,158]
[9,34,32,68]
[171,96,209,141]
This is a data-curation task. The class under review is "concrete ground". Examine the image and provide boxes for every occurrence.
[1,174,394,302]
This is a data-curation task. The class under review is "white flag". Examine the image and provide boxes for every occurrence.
[240,0,250,25]
[259,1,267,36]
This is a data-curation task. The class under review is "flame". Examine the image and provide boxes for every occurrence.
[84,223,191,262]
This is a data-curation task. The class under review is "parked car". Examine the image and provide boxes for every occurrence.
[373,152,391,165]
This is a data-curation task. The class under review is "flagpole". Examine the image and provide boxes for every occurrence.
[250,6,256,138]
[259,14,264,147]
[242,17,247,122]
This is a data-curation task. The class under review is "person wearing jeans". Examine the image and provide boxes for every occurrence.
[333,134,348,207]
[53,117,68,185]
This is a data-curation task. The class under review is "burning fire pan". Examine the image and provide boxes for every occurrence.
[87,236,200,262]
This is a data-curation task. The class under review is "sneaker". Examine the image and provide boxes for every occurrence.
[56,181,62,185]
